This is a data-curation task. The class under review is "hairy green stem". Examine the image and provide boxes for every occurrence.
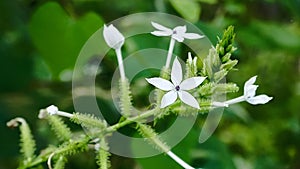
[19,137,90,169]
[137,123,170,152]
[105,108,160,132]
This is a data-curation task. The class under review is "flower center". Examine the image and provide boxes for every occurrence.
[173,30,177,34]
[175,85,180,91]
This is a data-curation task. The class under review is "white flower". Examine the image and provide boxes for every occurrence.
[243,76,273,104]
[146,57,206,109]
[151,22,204,42]
[46,105,59,115]
[151,22,204,69]
[45,105,74,118]
[103,24,125,50]
[225,76,273,105]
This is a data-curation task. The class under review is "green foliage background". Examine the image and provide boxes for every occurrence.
[0,0,299,168]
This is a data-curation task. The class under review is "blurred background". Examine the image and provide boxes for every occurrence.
[0,0,300,169]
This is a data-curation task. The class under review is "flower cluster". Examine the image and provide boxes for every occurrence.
[7,21,273,169]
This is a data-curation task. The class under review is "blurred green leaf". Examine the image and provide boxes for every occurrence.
[238,20,300,53]
[29,2,103,79]
[253,21,300,51]
[224,2,245,15]
[195,0,217,5]
[195,22,221,45]
[0,31,33,91]
[169,0,201,23]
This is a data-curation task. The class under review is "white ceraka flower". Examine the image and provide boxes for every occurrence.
[103,24,125,50]
[151,22,204,69]
[225,76,273,105]
[146,57,206,109]
[46,105,59,115]
[42,105,74,118]
[151,22,204,42]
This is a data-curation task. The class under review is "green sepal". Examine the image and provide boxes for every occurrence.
[220,59,238,71]
[216,25,236,62]
[198,82,239,96]
[7,118,36,165]
[96,138,111,169]
[214,69,228,83]
[19,120,36,163]
[119,78,133,117]
[47,115,72,142]
[70,113,107,132]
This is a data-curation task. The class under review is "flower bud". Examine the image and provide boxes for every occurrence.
[103,24,125,49]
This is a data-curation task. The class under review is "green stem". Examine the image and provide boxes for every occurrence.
[105,108,160,132]
[20,138,90,169]
[137,123,170,153]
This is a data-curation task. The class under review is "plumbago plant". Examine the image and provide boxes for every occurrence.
[7,22,272,169]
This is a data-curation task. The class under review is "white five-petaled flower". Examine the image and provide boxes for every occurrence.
[103,24,125,50]
[151,22,204,69]
[146,57,206,109]
[151,22,204,42]
[225,76,273,105]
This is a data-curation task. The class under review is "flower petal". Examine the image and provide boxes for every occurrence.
[146,78,174,91]
[178,91,200,109]
[173,25,187,35]
[171,25,187,42]
[244,75,257,91]
[46,105,59,115]
[171,34,185,42]
[151,22,171,31]
[151,30,172,36]
[246,94,273,105]
[180,77,206,90]
[161,91,178,108]
[183,33,204,39]
[103,24,125,49]
[244,85,258,98]
[171,57,183,86]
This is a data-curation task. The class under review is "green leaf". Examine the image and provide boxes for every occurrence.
[169,0,201,23]
[29,2,103,79]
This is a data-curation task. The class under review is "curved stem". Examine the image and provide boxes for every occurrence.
[47,152,55,169]
[105,108,160,132]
